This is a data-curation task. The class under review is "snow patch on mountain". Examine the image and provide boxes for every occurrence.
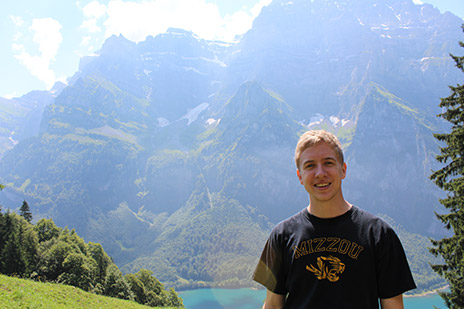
[157,103,209,127]
[304,114,353,129]
[180,103,209,125]
[206,118,221,126]
[183,66,207,75]
[307,113,324,126]
[181,55,227,67]
[157,117,170,127]
[9,131,18,146]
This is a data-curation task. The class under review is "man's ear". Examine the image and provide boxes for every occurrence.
[341,162,347,179]
[297,169,303,184]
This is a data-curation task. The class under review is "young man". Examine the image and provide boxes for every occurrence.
[253,130,416,308]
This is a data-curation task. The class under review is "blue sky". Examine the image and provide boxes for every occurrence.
[0,0,463,99]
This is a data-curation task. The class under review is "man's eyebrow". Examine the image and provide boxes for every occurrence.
[324,157,337,161]
[302,159,315,164]
[302,157,336,164]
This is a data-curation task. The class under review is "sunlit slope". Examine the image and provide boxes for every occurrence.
[0,274,181,308]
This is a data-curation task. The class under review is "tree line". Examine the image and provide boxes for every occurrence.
[429,25,464,308]
[0,199,183,308]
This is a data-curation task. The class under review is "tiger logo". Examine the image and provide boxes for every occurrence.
[306,255,345,282]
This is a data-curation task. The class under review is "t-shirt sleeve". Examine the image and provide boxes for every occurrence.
[252,229,287,295]
[376,226,417,299]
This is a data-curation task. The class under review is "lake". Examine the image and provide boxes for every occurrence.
[179,288,446,309]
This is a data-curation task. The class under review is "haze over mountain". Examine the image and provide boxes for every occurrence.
[0,0,462,290]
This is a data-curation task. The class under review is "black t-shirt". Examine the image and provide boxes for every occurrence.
[253,206,416,308]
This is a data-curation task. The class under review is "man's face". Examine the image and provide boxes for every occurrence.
[297,142,346,205]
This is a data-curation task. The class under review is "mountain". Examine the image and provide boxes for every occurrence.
[1,0,462,290]
[225,0,463,117]
[0,82,65,158]
[343,83,444,233]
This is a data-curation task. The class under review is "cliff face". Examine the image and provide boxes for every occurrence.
[0,82,65,157]
[344,83,445,234]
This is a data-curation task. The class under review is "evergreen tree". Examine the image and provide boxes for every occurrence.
[0,213,26,276]
[13,214,39,276]
[19,200,32,223]
[0,209,6,254]
[1,228,26,276]
[429,25,464,309]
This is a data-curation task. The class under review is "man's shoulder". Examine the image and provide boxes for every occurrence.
[271,208,308,234]
[351,206,396,232]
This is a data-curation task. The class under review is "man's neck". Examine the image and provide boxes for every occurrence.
[307,199,352,219]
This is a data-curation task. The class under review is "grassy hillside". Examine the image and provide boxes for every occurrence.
[0,274,180,309]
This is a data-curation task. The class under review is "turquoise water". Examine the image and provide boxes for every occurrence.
[179,288,446,309]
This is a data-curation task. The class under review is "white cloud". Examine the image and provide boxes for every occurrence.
[221,11,254,41]
[15,53,57,88]
[81,1,107,33]
[81,36,92,46]
[10,15,24,27]
[83,1,107,18]
[219,0,271,41]
[30,18,63,61]
[3,92,18,100]
[102,0,271,43]
[103,0,219,42]
[10,16,25,41]
[11,43,23,52]
[12,18,63,89]
[80,36,97,52]
[81,18,102,33]
[412,0,423,4]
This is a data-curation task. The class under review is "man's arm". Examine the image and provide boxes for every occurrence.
[262,289,285,309]
[380,294,404,309]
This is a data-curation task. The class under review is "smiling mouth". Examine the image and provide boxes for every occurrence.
[314,183,330,188]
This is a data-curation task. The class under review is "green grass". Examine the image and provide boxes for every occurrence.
[0,274,179,309]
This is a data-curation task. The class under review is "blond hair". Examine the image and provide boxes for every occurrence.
[294,130,344,169]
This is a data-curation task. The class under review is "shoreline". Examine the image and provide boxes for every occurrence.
[405,285,449,298]
[179,285,449,297]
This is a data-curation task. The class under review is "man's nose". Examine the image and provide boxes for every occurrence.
[315,164,326,177]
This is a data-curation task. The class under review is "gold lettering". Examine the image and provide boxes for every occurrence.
[326,237,340,252]
[293,241,308,259]
[293,238,364,260]
[293,246,302,259]
[348,243,364,259]
[314,237,326,252]
[338,239,351,254]
[307,239,314,254]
